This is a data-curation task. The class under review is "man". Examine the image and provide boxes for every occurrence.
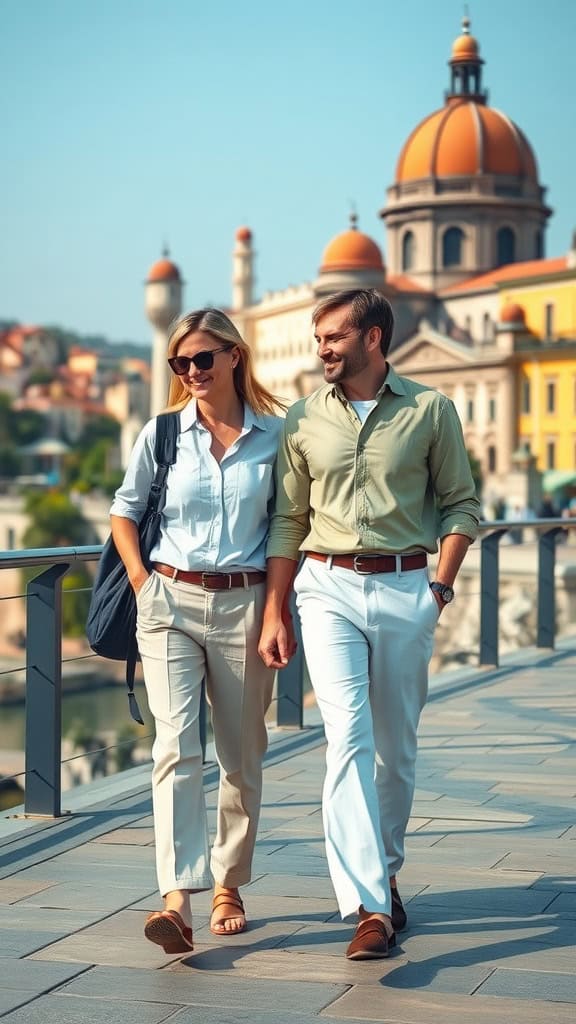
[259,289,480,959]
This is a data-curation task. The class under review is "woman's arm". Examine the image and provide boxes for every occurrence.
[110,515,150,595]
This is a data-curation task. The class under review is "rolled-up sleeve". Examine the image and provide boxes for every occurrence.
[429,398,480,541]
[266,418,311,560]
[109,420,156,523]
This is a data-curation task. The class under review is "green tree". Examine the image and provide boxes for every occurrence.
[22,490,93,547]
[21,491,94,637]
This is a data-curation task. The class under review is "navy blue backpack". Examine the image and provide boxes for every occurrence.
[86,411,180,723]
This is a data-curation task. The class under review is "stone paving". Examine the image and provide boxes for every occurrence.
[0,643,575,1023]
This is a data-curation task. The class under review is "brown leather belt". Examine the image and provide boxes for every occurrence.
[152,562,266,590]
[306,551,427,575]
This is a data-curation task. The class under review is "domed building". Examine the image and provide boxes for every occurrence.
[382,16,551,290]
[144,20,576,498]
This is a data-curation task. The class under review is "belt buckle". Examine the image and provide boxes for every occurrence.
[353,554,378,575]
[201,572,225,591]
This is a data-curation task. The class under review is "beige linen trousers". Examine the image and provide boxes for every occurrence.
[135,569,274,897]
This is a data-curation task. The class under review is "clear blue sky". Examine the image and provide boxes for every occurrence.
[2,0,575,343]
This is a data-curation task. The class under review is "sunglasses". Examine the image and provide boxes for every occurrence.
[168,346,231,375]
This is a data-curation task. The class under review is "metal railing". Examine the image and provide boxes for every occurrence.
[0,517,574,819]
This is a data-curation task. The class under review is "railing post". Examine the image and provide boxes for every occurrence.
[25,563,70,816]
[276,597,304,728]
[479,529,507,666]
[537,528,563,648]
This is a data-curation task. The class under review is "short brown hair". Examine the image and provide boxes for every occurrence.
[312,289,395,356]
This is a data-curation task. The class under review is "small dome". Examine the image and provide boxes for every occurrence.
[147,258,181,283]
[236,225,252,242]
[500,302,526,324]
[320,228,384,272]
[451,16,480,63]
[451,33,479,62]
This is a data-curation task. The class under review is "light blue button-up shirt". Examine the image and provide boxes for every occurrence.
[110,401,282,572]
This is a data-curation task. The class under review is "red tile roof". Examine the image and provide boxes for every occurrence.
[442,256,569,295]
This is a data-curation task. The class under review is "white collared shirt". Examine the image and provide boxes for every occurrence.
[110,400,283,571]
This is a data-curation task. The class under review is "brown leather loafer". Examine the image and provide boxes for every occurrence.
[144,910,194,954]
[391,886,407,931]
[346,918,396,960]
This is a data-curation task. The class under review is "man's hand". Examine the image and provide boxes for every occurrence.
[259,616,293,669]
[431,590,445,614]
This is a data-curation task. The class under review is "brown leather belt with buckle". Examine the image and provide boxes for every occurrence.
[306,551,427,575]
[152,562,266,590]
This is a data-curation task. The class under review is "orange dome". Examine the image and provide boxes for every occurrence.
[395,101,538,183]
[451,32,479,62]
[500,302,526,324]
[235,225,252,242]
[320,229,384,272]
[147,258,181,283]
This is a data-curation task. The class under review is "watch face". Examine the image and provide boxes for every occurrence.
[432,582,454,603]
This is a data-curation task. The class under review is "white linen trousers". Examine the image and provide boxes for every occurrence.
[135,570,274,897]
[294,556,439,920]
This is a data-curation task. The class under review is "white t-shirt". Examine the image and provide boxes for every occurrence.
[350,399,377,425]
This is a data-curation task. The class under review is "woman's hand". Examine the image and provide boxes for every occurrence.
[131,571,151,597]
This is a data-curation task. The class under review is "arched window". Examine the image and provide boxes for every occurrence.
[497,227,516,267]
[402,231,415,271]
[535,230,544,259]
[442,227,464,267]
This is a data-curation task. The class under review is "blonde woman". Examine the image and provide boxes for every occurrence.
[110,309,288,953]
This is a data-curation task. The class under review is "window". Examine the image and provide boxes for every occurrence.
[496,227,516,266]
[546,380,556,414]
[521,378,531,414]
[546,440,556,470]
[545,303,554,339]
[483,313,493,342]
[488,397,497,422]
[402,231,415,271]
[535,230,544,259]
[442,227,464,267]
[487,446,497,472]
[466,398,474,423]
[464,315,472,337]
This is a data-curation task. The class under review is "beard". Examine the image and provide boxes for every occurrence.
[321,338,369,382]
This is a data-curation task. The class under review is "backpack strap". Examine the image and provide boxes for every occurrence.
[127,410,180,724]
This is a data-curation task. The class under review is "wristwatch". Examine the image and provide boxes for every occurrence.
[430,581,455,604]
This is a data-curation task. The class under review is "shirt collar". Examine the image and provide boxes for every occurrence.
[178,399,268,433]
[331,363,407,405]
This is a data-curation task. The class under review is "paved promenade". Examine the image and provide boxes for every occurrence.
[0,643,575,1023]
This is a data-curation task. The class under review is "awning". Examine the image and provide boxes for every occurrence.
[542,469,576,492]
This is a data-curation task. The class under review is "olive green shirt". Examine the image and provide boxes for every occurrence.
[267,365,480,560]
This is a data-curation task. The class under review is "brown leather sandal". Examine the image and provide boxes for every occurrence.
[210,891,246,935]
[346,918,396,960]
[144,909,194,953]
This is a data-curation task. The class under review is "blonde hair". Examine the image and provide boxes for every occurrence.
[164,308,285,415]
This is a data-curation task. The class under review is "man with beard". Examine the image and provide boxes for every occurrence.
[259,289,480,959]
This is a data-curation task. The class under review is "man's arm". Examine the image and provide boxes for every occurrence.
[431,532,471,612]
[258,556,299,668]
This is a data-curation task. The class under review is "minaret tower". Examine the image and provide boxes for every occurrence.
[232,226,254,310]
[145,249,183,417]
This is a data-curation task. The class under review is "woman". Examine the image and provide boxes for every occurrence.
[110,308,286,954]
